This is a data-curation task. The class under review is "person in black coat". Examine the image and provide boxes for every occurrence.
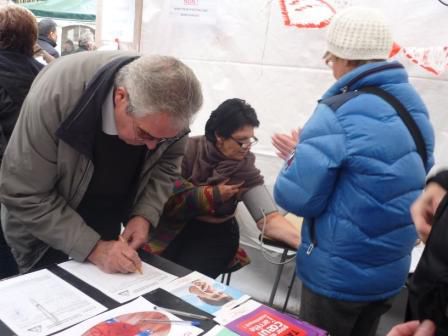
[408,170,448,334]
[0,4,44,278]
[37,18,59,59]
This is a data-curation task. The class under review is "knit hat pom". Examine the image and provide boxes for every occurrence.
[326,7,393,60]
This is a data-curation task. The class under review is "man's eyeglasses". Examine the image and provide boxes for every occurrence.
[230,136,258,149]
[133,120,178,145]
[127,98,180,145]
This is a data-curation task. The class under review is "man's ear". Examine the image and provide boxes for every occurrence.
[114,87,127,106]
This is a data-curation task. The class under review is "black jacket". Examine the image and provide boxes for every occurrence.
[408,170,448,335]
[0,50,43,278]
[0,50,43,164]
[37,36,60,58]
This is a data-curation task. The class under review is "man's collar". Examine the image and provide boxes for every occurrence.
[102,89,118,135]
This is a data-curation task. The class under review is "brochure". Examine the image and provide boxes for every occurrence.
[163,271,250,316]
[215,300,328,336]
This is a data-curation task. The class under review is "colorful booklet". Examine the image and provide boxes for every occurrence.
[162,271,250,317]
[215,300,328,336]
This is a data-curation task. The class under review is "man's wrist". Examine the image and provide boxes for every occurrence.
[87,239,103,263]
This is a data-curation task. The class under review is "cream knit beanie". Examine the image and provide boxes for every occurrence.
[326,7,393,60]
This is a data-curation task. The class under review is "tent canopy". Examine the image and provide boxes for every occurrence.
[22,0,96,22]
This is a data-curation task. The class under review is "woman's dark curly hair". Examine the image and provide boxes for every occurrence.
[0,5,37,56]
[205,98,260,143]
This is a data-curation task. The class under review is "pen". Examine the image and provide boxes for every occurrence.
[119,235,143,274]
[155,306,211,320]
[141,319,201,327]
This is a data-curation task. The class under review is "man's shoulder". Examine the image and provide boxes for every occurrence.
[320,91,362,112]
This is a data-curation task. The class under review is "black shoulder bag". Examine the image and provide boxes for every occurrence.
[359,86,427,166]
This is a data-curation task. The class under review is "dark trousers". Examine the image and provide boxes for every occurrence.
[162,217,239,279]
[0,226,18,279]
[300,284,395,336]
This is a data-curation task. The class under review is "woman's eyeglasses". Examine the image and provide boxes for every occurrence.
[230,136,258,149]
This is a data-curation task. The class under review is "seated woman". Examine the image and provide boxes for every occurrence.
[146,98,299,278]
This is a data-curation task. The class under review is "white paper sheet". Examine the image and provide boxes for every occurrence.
[410,241,425,273]
[59,260,177,303]
[203,325,239,336]
[169,0,217,24]
[55,296,203,336]
[0,269,106,336]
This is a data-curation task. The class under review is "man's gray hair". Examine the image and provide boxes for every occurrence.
[115,55,203,128]
[78,31,94,48]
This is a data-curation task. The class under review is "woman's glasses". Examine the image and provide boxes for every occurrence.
[230,136,258,149]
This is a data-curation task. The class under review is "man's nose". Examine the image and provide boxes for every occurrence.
[144,139,158,150]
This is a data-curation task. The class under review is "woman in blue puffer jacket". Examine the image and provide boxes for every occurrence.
[273,7,434,336]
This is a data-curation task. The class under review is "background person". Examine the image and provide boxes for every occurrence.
[0,4,44,279]
[407,170,448,333]
[37,18,59,59]
[76,32,96,52]
[0,52,203,274]
[61,39,75,56]
[274,7,434,336]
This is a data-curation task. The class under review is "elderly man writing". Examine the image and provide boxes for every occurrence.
[0,51,203,274]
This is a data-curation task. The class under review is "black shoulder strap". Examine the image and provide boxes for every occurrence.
[359,86,427,166]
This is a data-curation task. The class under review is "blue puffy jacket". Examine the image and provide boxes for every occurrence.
[274,61,434,302]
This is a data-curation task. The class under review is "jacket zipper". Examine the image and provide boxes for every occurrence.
[306,218,316,255]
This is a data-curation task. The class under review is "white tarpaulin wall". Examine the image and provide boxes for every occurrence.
[138,0,448,307]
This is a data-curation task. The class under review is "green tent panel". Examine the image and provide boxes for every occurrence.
[21,0,96,22]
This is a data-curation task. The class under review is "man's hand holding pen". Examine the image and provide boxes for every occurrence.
[119,235,143,274]
[88,216,150,274]
[87,239,143,274]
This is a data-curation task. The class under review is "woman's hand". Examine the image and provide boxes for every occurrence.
[217,179,244,202]
[271,129,300,160]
